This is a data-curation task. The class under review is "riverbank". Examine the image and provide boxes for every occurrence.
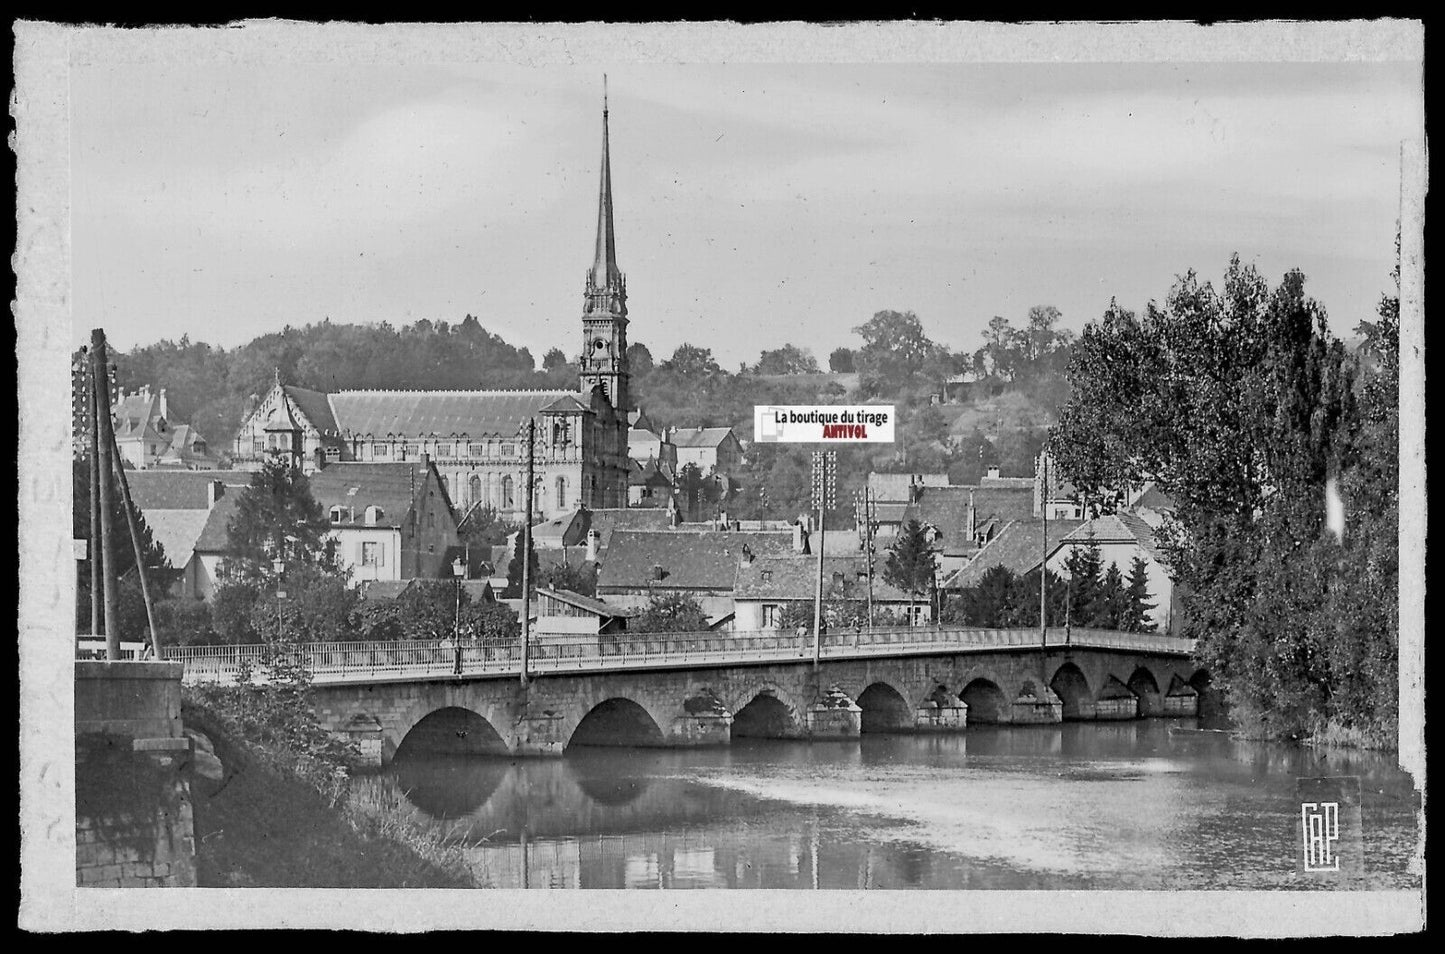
[1215,699,1398,753]
[182,698,477,887]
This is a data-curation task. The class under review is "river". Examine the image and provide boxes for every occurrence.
[375,721,1421,890]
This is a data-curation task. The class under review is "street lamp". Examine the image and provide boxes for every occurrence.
[271,556,286,640]
[452,556,466,675]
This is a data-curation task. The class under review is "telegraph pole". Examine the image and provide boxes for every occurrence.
[863,486,875,629]
[84,350,101,645]
[1040,452,1048,652]
[811,450,836,669]
[520,418,535,687]
[108,432,162,659]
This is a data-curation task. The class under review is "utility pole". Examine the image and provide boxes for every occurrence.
[1040,451,1048,652]
[810,450,836,669]
[90,330,122,659]
[520,418,535,687]
[108,432,162,659]
[863,486,875,629]
[84,349,101,645]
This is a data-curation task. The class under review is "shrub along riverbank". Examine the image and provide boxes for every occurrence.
[181,642,478,888]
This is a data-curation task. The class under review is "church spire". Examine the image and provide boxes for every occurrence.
[590,76,621,291]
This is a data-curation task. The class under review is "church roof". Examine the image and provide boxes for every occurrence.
[326,390,579,439]
[282,385,339,434]
[590,88,622,291]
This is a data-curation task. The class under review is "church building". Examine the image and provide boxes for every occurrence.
[230,92,634,522]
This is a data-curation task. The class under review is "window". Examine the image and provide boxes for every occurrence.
[439,475,449,497]
[329,506,344,523]
[364,505,384,526]
[501,443,515,457]
[502,476,515,509]
[428,511,436,528]
[761,604,782,628]
[404,443,421,458]
[556,476,568,510]
[360,542,384,566]
[373,443,390,458]
[468,475,481,504]
[436,443,454,458]
[252,438,264,454]
[468,443,486,456]
[761,570,773,584]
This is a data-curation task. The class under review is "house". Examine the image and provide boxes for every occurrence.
[124,469,255,600]
[670,426,744,474]
[627,458,677,507]
[1042,512,1182,634]
[595,527,798,625]
[866,482,1036,578]
[939,517,1086,594]
[627,426,677,471]
[307,461,459,583]
[866,472,949,503]
[111,385,221,470]
[534,587,634,638]
[733,553,925,630]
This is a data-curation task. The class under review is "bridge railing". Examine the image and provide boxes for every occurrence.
[165,626,1194,685]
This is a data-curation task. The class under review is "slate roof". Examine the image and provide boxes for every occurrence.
[733,554,913,603]
[282,385,340,435]
[941,518,1085,590]
[359,580,412,601]
[966,486,1035,523]
[307,462,432,530]
[979,474,1035,489]
[585,508,677,549]
[326,390,578,439]
[125,470,254,510]
[597,529,794,591]
[193,493,247,553]
[670,426,737,449]
[1054,512,1167,565]
[1132,484,1177,511]
[902,486,976,554]
[628,459,675,487]
[528,508,589,548]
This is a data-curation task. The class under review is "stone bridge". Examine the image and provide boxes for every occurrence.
[262,631,1214,766]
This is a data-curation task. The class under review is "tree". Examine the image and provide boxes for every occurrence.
[542,347,570,373]
[883,519,937,621]
[1096,561,1126,630]
[222,458,337,581]
[628,592,711,634]
[911,405,951,445]
[1062,537,1104,626]
[853,310,938,395]
[1122,555,1157,632]
[828,347,855,373]
[504,541,540,599]
[754,344,820,375]
[626,342,655,377]
[659,343,721,377]
[545,561,597,597]
[1050,255,1388,742]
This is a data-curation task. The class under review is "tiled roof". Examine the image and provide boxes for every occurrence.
[142,509,212,569]
[540,394,590,414]
[125,470,254,510]
[598,529,794,591]
[942,518,1084,590]
[359,580,412,601]
[734,554,913,602]
[979,475,1035,489]
[902,487,975,554]
[670,426,736,448]
[967,486,1035,523]
[327,390,579,439]
[873,502,911,524]
[867,472,948,501]
[193,492,246,553]
[1056,512,1167,565]
[529,508,589,547]
[307,462,430,530]
[1132,484,1177,511]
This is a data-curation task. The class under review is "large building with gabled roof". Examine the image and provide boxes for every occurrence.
[229,92,635,522]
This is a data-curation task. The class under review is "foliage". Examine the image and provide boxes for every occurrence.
[210,581,264,645]
[1122,556,1157,632]
[628,591,711,634]
[882,519,937,602]
[456,503,509,550]
[222,458,338,581]
[658,343,722,377]
[545,560,597,597]
[1049,255,1397,742]
[154,597,217,647]
[504,538,540,598]
[752,343,820,375]
[828,347,856,372]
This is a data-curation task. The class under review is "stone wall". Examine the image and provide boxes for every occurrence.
[75,662,198,888]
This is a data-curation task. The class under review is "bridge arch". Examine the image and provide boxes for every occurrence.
[728,682,805,739]
[567,697,668,749]
[1127,667,1163,717]
[1048,663,1093,721]
[856,682,913,733]
[1189,668,1227,727]
[959,677,1009,724]
[395,705,509,759]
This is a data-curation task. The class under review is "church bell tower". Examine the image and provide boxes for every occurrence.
[578,80,631,413]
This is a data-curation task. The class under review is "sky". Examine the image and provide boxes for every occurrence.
[68,32,1423,370]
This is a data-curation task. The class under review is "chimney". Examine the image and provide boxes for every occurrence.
[586,529,600,563]
[831,570,846,589]
[651,563,665,581]
[159,387,168,419]
[792,522,808,554]
[986,466,1001,480]
[739,543,754,567]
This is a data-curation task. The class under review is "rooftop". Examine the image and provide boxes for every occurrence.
[307,461,435,529]
[326,390,580,440]
[942,517,1085,590]
[598,529,794,591]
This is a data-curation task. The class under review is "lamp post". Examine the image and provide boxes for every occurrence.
[452,556,466,675]
[271,556,285,640]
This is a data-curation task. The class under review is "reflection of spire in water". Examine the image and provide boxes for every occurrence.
[394,755,509,819]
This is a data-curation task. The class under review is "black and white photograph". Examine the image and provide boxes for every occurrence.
[16,20,1426,934]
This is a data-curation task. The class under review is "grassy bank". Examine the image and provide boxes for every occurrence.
[1218,698,1398,752]
[182,698,477,888]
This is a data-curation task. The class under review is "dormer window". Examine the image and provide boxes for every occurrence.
[364,505,384,526]
[329,506,344,523]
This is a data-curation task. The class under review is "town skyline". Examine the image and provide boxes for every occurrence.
[71,36,1419,368]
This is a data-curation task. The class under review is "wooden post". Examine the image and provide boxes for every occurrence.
[86,351,101,645]
[90,331,122,659]
[520,418,534,687]
[108,429,163,659]
[1040,453,1048,651]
